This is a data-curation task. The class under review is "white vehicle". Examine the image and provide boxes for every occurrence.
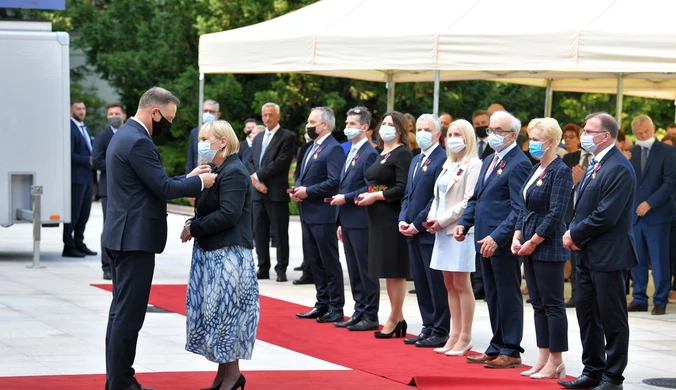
[0,20,70,237]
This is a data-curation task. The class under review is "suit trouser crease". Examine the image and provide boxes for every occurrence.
[343,227,380,320]
[630,222,671,306]
[302,222,345,312]
[64,181,93,248]
[482,255,524,357]
[100,196,111,271]
[409,238,450,335]
[253,200,290,275]
[523,257,568,352]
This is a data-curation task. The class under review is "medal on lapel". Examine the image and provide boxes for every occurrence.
[380,152,391,164]
[313,147,323,160]
[454,167,464,182]
[496,160,506,176]
[351,153,359,167]
[536,171,547,187]
[422,158,431,172]
[591,162,600,179]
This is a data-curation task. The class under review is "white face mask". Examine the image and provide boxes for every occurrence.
[580,134,600,154]
[379,124,397,142]
[635,137,655,149]
[446,137,466,153]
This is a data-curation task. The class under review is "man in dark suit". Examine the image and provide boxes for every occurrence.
[332,107,379,331]
[399,114,450,348]
[292,135,316,285]
[238,118,259,167]
[560,112,639,390]
[294,106,346,323]
[186,99,221,174]
[92,102,127,280]
[456,110,531,369]
[102,87,217,390]
[626,115,676,315]
[64,100,97,258]
[246,103,296,282]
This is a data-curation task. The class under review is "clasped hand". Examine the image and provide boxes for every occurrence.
[189,165,217,189]
[180,221,192,243]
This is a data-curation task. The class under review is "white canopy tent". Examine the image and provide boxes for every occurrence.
[198,0,676,126]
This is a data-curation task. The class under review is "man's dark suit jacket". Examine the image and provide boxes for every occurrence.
[70,120,94,184]
[479,140,494,160]
[337,141,378,229]
[189,154,254,251]
[186,126,199,174]
[294,142,313,182]
[628,141,676,226]
[238,140,252,172]
[92,126,115,197]
[570,146,639,271]
[562,150,582,224]
[246,127,296,203]
[102,119,202,254]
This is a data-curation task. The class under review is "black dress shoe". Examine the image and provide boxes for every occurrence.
[296,307,327,319]
[276,273,287,282]
[404,332,430,345]
[62,248,86,258]
[293,266,303,271]
[316,311,344,323]
[334,314,361,328]
[256,271,270,280]
[76,245,98,256]
[651,305,666,315]
[627,301,648,312]
[473,290,485,300]
[408,289,416,294]
[558,375,601,389]
[415,334,449,347]
[347,318,379,331]
[592,381,623,390]
[292,275,314,285]
[565,298,576,308]
[103,270,112,280]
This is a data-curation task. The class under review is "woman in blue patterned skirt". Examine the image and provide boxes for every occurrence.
[181,120,259,390]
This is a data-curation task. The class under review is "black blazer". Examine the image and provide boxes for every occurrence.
[190,154,254,251]
[102,119,202,254]
[562,150,581,168]
[238,140,252,172]
[70,119,94,185]
[92,126,115,197]
[246,127,296,202]
[479,141,494,160]
[294,142,313,181]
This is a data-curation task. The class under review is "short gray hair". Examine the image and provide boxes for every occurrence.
[138,87,180,108]
[346,106,371,127]
[416,113,441,132]
[490,110,521,133]
[203,99,220,111]
[586,112,619,139]
[261,102,280,115]
[312,106,336,131]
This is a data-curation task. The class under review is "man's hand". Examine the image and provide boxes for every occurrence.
[511,237,522,255]
[453,225,466,241]
[402,224,419,237]
[250,174,257,186]
[255,182,268,194]
[293,186,308,200]
[571,165,585,185]
[426,218,442,234]
[562,230,580,250]
[180,221,192,243]
[337,226,343,242]
[636,201,652,217]
[188,165,211,178]
[330,195,346,206]
[622,150,632,159]
[199,172,217,189]
[477,235,498,258]
[355,192,376,206]
[89,156,93,166]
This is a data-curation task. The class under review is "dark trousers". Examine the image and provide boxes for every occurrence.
[482,254,524,357]
[343,227,379,320]
[302,222,344,312]
[100,197,111,272]
[253,200,289,275]
[524,257,568,352]
[409,238,450,336]
[631,221,671,306]
[575,260,629,385]
[569,251,577,300]
[471,253,485,295]
[671,221,676,291]
[63,181,93,249]
[105,250,155,390]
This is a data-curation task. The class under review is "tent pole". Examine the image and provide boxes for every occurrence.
[673,100,676,123]
[433,70,440,115]
[386,71,395,112]
[616,73,623,128]
[198,72,205,127]
[544,79,553,117]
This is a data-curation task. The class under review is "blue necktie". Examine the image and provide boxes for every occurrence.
[259,131,271,166]
[345,146,357,172]
[80,125,92,152]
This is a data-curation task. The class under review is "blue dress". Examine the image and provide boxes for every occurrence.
[185,243,260,363]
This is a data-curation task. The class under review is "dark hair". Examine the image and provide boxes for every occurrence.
[71,100,84,106]
[667,123,676,129]
[376,111,410,150]
[107,102,125,113]
[346,106,372,127]
[138,86,180,108]
[243,118,257,126]
[562,123,581,137]
[586,112,619,139]
[616,128,626,142]
[661,134,676,145]
[472,110,489,120]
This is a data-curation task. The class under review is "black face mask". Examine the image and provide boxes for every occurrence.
[108,117,123,128]
[475,125,488,138]
[306,125,320,140]
[151,110,172,136]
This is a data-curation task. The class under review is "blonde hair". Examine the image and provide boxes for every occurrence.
[527,117,563,144]
[446,119,478,165]
[199,120,239,158]
[631,114,654,130]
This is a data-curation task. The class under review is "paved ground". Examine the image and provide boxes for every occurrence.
[0,201,674,389]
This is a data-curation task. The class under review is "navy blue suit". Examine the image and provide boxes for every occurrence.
[186,126,199,174]
[628,140,676,307]
[459,145,531,358]
[399,144,450,337]
[296,134,346,312]
[92,125,116,271]
[102,118,202,390]
[515,157,572,353]
[337,140,379,320]
[64,119,95,252]
[570,146,639,386]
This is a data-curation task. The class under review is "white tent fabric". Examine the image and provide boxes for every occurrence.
[199,0,676,100]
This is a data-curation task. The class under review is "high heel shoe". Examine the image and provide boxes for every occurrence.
[433,345,454,354]
[230,373,246,390]
[374,320,407,338]
[445,341,473,356]
[530,364,565,379]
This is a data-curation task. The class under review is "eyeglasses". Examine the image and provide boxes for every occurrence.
[563,135,578,140]
[486,127,513,136]
[581,130,608,135]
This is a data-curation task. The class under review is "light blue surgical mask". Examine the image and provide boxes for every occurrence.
[202,112,216,123]
[488,132,506,151]
[528,140,549,159]
[343,127,361,140]
[198,140,218,162]
[416,131,433,150]
[379,124,397,142]
[580,135,599,154]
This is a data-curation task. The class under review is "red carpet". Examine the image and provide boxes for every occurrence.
[0,370,409,390]
[93,284,572,390]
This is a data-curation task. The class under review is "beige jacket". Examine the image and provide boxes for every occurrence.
[427,158,482,235]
